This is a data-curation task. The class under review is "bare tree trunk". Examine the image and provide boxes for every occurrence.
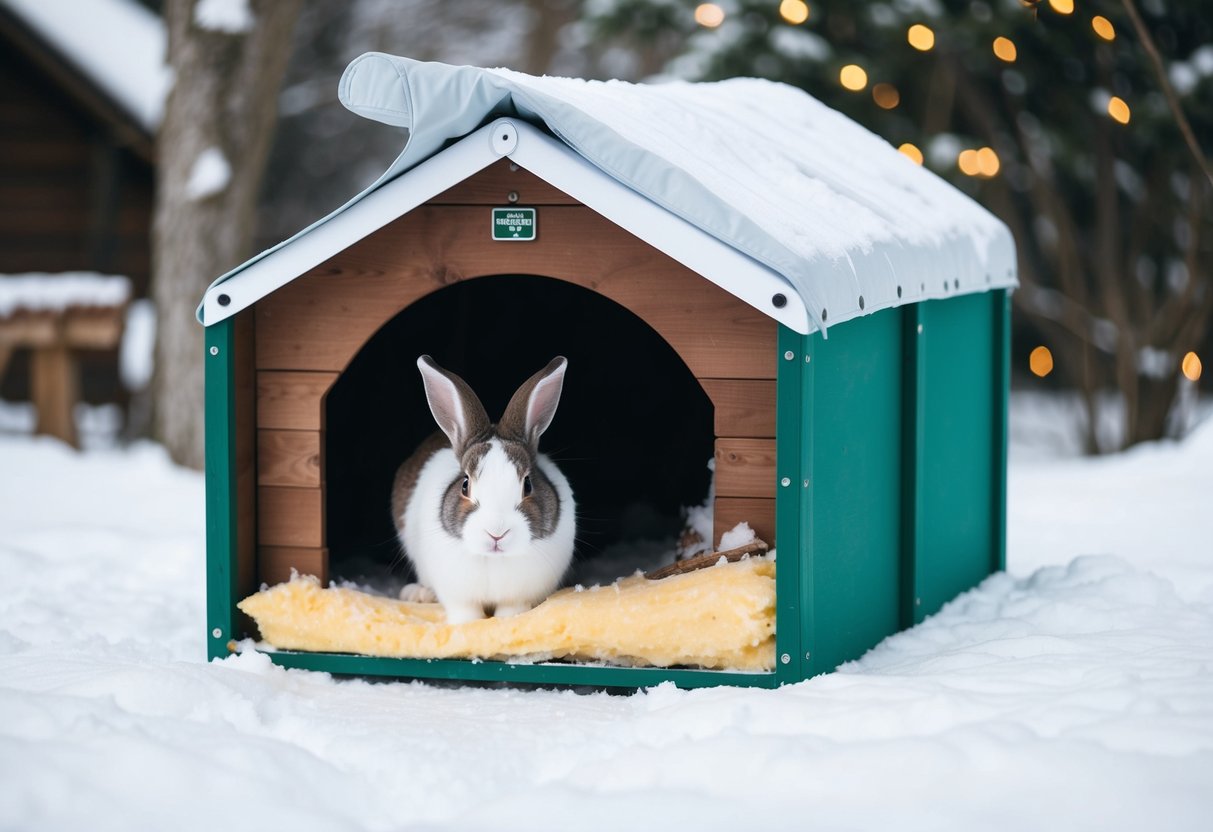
[152,0,300,469]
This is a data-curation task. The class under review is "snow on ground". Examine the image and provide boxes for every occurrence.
[1,403,1212,830]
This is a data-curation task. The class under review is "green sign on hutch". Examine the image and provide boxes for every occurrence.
[492,207,536,241]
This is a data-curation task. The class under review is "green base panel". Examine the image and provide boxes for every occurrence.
[260,649,778,690]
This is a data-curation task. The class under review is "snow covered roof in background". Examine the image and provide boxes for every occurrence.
[0,272,132,317]
[200,55,1017,334]
[0,0,170,130]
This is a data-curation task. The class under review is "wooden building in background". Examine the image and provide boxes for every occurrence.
[0,4,156,403]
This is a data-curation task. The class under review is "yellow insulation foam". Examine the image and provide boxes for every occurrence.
[238,557,776,671]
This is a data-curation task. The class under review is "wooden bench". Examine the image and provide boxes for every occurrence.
[0,274,130,447]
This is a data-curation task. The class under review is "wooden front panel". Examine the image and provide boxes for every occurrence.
[714,497,776,550]
[257,429,322,488]
[429,159,578,205]
[256,371,336,430]
[259,546,328,587]
[715,438,777,498]
[255,205,776,380]
[251,187,781,569]
[701,379,776,438]
[258,486,323,548]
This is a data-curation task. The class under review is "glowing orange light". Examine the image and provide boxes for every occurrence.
[1030,346,1054,377]
[839,64,869,91]
[958,149,981,176]
[908,24,935,51]
[1092,15,1115,41]
[779,0,810,25]
[898,143,924,165]
[977,147,1001,177]
[993,37,1018,62]
[1108,96,1131,124]
[872,83,901,109]
[1182,351,1203,382]
[694,3,725,28]
[1049,0,1074,15]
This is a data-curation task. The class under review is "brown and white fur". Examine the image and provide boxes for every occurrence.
[391,355,575,624]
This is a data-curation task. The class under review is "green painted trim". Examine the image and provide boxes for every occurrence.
[262,650,778,690]
[204,320,238,660]
[993,289,1011,573]
[775,326,806,683]
[901,304,927,627]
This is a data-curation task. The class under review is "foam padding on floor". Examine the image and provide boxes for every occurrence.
[238,557,775,671]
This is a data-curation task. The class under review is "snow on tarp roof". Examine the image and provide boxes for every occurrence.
[200,54,1016,334]
[0,0,170,130]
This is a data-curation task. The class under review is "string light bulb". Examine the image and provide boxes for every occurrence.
[694,3,725,28]
[907,24,935,51]
[1092,15,1116,40]
[958,149,981,176]
[1182,351,1203,382]
[1108,96,1131,124]
[977,147,1001,176]
[779,0,810,25]
[898,143,924,164]
[872,83,900,109]
[993,37,1017,62]
[839,64,869,91]
[1030,346,1054,377]
[1049,0,1074,14]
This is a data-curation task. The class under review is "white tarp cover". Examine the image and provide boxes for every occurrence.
[202,54,1016,331]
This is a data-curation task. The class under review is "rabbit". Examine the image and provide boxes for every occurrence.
[391,355,576,625]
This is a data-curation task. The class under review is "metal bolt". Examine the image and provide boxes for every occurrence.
[803,479,809,487]
[783,350,794,361]
[209,346,219,356]
[804,355,811,363]
[211,627,222,638]
[780,653,791,665]
[507,190,519,203]
[917,324,923,334]
[915,597,922,606]
[508,162,519,171]
[805,651,812,661]
[780,477,791,487]
[772,293,787,309]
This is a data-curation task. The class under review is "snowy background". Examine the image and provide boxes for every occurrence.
[1,398,1211,831]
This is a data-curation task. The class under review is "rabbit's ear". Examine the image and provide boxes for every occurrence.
[417,356,490,454]
[501,356,567,448]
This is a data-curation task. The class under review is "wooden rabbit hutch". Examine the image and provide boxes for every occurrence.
[201,57,1016,689]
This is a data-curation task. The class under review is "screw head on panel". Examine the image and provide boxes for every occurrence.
[507,190,519,203]
[784,350,795,361]
[209,346,219,356]
[211,627,222,638]
[780,653,791,665]
[780,477,791,487]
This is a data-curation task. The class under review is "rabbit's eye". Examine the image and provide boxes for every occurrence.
[522,475,533,497]
[460,475,470,498]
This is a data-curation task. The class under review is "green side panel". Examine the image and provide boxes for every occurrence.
[993,290,1010,573]
[205,320,238,660]
[264,651,777,690]
[806,307,904,673]
[775,326,806,683]
[915,292,999,619]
